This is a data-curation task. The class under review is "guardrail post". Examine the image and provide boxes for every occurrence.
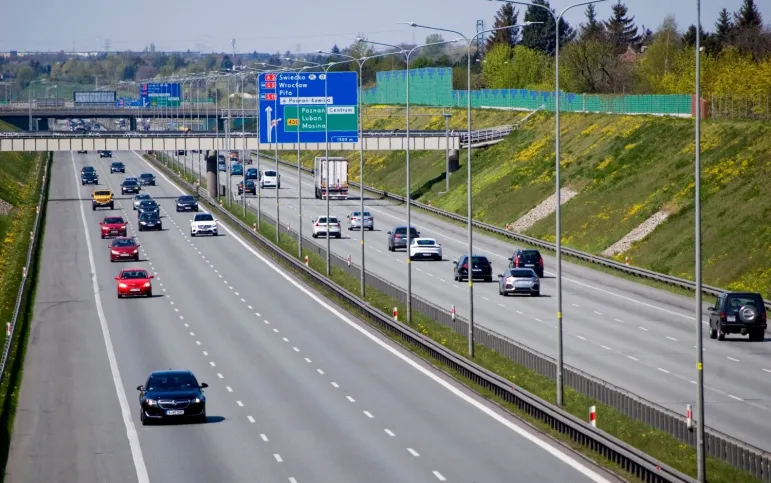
[5,323,10,337]
[304,255,309,267]
[590,405,597,427]
[253,223,257,232]
[347,255,351,267]
[451,304,456,321]
[687,404,693,431]
[393,307,398,321]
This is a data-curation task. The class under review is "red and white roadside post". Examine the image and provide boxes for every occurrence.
[392,307,398,321]
[6,323,11,337]
[347,255,351,267]
[589,406,597,427]
[253,223,257,232]
[686,404,693,431]
[625,256,630,265]
[450,304,456,321]
[304,255,309,267]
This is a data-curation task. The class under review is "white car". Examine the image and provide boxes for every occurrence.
[409,238,442,261]
[133,193,153,210]
[260,169,280,189]
[190,212,218,236]
[346,211,374,231]
[312,216,341,238]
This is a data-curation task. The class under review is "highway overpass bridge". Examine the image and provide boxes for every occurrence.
[0,132,461,152]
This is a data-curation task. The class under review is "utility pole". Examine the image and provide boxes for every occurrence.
[232,38,236,71]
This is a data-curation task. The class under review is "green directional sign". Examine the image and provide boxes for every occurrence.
[282,105,358,133]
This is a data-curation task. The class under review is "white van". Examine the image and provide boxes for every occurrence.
[260,169,280,189]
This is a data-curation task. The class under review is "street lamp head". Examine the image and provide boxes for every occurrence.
[354,37,364,43]
[451,37,463,42]
[316,50,323,54]
[400,21,417,27]
[524,21,543,26]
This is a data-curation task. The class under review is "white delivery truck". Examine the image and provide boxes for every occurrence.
[314,157,349,200]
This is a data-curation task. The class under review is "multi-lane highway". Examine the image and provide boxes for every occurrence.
[171,150,771,451]
[5,150,619,482]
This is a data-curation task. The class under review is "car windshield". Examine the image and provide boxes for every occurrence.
[194,214,214,222]
[140,174,153,178]
[509,269,535,277]
[247,169,257,174]
[104,217,124,224]
[120,270,147,279]
[113,238,136,247]
[82,166,95,172]
[140,212,159,220]
[111,162,122,167]
[146,373,198,391]
[123,180,138,185]
[135,194,151,200]
[416,239,436,246]
[94,190,111,196]
[140,201,157,207]
[179,196,194,202]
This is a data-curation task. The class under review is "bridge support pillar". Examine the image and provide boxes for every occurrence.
[448,149,460,173]
[206,151,218,198]
[129,117,137,131]
[217,116,225,132]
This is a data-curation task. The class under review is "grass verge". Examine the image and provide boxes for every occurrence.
[146,152,756,483]
[0,151,49,478]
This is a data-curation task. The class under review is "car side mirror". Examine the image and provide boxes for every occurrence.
[99,222,104,226]
[387,231,391,235]
[498,274,503,277]
[136,385,144,391]
[707,306,714,311]
[149,275,155,279]
[453,260,458,265]
[114,276,119,281]
[200,382,208,388]
[507,257,513,261]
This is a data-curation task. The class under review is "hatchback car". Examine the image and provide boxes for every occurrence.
[508,249,544,278]
[231,163,243,176]
[109,237,140,262]
[498,268,540,296]
[99,150,113,158]
[238,180,256,195]
[137,370,207,425]
[347,211,374,231]
[453,255,493,282]
[115,268,153,297]
[245,168,259,181]
[708,292,767,341]
[387,226,420,252]
[136,199,160,216]
[133,193,153,210]
[312,216,341,238]
[100,216,127,238]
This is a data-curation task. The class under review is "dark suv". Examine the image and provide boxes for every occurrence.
[508,249,544,277]
[387,226,420,252]
[454,255,493,282]
[709,292,766,341]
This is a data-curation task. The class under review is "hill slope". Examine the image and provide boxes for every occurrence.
[267,110,771,297]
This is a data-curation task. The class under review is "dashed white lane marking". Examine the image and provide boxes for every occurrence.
[273,454,283,463]
[195,341,201,346]
[209,361,216,367]
[317,369,325,375]
[658,368,670,374]
[729,394,744,401]
[237,400,244,407]
[407,448,420,457]
[516,310,523,315]
[261,434,269,442]
[202,351,208,356]
[217,373,224,379]
[189,332,195,336]
[248,305,253,309]
[247,416,255,423]
[763,369,771,374]
[482,296,489,301]
[384,429,395,437]
[638,326,649,331]
[179,315,184,320]
[576,336,587,341]
[594,311,603,315]
[293,347,300,352]
[727,357,740,362]
[282,337,289,342]
[535,318,543,322]
[331,382,339,388]
[363,410,374,418]
[256,313,261,317]
[433,471,447,481]
[601,345,611,350]
[498,303,505,308]
[572,304,580,308]
[305,358,312,363]
[666,336,678,341]
[184,323,189,328]
[226,386,233,392]
[289,478,297,483]
[628,356,639,361]
[614,318,625,323]
[346,396,355,403]
[273,328,279,333]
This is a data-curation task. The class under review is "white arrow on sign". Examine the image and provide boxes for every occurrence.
[265,106,273,142]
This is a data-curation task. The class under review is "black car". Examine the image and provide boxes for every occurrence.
[508,249,544,278]
[81,171,99,185]
[387,225,420,252]
[99,150,113,158]
[453,255,493,282]
[709,292,767,341]
[110,162,126,173]
[177,150,186,156]
[121,178,141,194]
[139,173,156,186]
[136,199,160,216]
[77,150,87,154]
[176,195,199,212]
[138,211,163,231]
[238,180,256,195]
[137,370,207,425]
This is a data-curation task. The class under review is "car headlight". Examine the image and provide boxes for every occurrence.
[532,278,539,283]
[143,282,151,288]
[111,250,120,255]
[145,399,157,406]
[140,221,146,225]
[193,397,201,403]
[118,283,127,288]
[132,249,138,253]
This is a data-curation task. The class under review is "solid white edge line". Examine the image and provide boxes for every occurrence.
[70,152,150,483]
[133,150,613,483]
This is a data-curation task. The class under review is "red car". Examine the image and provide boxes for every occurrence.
[115,269,154,298]
[109,237,140,262]
[100,215,127,239]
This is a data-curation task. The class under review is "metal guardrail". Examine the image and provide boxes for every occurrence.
[0,153,49,387]
[146,152,700,483]
[0,130,460,140]
[256,151,771,311]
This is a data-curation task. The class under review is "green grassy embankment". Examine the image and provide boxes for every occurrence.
[0,120,48,474]
[266,108,771,298]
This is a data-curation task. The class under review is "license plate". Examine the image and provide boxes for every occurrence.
[120,253,129,257]
[166,410,184,416]
[473,268,482,272]
[130,288,140,292]
[525,264,534,267]
[727,315,736,322]
[110,230,118,234]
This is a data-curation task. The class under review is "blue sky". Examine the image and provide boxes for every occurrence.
[1,0,768,53]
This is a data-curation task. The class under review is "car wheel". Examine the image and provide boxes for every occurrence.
[499,286,503,295]
[190,232,195,237]
[109,203,114,209]
[176,207,180,212]
[101,234,105,239]
[709,326,717,339]
[147,290,152,298]
[531,291,540,297]
[141,410,149,426]
[750,329,765,342]
[485,277,493,283]
[717,327,726,341]
[312,233,316,238]
[92,205,96,211]
[117,292,121,298]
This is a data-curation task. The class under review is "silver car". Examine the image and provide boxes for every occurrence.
[133,193,153,210]
[346,211,374,231]
[498,268,540,297]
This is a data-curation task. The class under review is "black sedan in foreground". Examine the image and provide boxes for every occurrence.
[121,178,141,194]
[136,199,160,217]
[138,211,162,231]
[175,195,199,212]
[137,370,207,425]
[139,173,156,186]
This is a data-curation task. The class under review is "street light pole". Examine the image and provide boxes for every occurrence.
[28,79,46,131]
[495,0,607,403]
[407,21,536,353]
[694,2,705,480]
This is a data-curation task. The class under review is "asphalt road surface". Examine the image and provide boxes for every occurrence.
[169,150,771,451]
[5,150,620,483]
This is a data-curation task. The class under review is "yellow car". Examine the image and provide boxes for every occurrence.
[92,189,114,211]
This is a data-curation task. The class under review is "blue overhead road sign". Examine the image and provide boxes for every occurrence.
[139,82,181,107]
[258,71,358,144]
